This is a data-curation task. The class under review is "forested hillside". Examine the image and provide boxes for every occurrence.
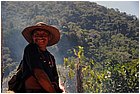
[1,1,139,93]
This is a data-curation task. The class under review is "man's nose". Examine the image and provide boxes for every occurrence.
[37,36,44,39]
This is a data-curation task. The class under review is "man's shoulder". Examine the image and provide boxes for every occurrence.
[24,43,38,52]
[46,51,55,60]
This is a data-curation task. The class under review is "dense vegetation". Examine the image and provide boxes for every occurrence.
[1,1,139,93]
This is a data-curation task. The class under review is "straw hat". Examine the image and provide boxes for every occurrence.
[22,22,60,46]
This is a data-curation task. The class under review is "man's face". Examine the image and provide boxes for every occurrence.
[32,30,49,49]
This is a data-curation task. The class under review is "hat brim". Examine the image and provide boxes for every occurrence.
[22,25,60,46]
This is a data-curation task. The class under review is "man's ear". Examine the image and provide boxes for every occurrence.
[48,35,52,41]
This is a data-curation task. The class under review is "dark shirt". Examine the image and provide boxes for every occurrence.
[23,43,62,93]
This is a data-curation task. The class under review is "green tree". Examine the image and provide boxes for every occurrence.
[64,46,139,93]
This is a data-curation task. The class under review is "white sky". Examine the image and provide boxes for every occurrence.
[94,1,139,18]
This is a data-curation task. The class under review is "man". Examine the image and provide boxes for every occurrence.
[21,22,64,93]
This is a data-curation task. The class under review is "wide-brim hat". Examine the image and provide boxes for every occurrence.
[22,22,60,46]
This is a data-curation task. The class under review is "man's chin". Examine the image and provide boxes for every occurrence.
[38,45,47,48]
